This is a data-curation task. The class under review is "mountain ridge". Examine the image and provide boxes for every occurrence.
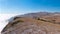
[1,12,60,34]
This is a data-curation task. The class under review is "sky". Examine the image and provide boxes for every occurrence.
[0,0,60,33]
[0,0,60,14]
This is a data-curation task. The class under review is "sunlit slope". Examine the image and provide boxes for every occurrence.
[2,16,60,34]
[1,12,60,34]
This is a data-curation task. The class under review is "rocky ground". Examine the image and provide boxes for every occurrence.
[1,12,60,34]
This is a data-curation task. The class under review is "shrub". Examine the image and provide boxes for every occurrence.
[11,20,24,26]
[14,17,22,20]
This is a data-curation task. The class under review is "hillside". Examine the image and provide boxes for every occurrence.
[1,12,60,34]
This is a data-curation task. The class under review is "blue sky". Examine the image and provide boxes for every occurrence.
[0,0,60,14]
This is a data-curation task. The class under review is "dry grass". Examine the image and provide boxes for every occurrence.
[2,14,60,34]
[7,17,60,34]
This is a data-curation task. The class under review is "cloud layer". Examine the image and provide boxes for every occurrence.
[0,14,19,32]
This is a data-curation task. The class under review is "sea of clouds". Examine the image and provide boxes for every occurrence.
[0,14,20,34]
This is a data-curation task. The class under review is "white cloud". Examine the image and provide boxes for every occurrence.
[0,14,21,33]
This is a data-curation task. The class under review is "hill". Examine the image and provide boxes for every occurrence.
[1,12,60,34]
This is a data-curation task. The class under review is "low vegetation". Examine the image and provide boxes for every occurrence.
[11,20,24,26]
